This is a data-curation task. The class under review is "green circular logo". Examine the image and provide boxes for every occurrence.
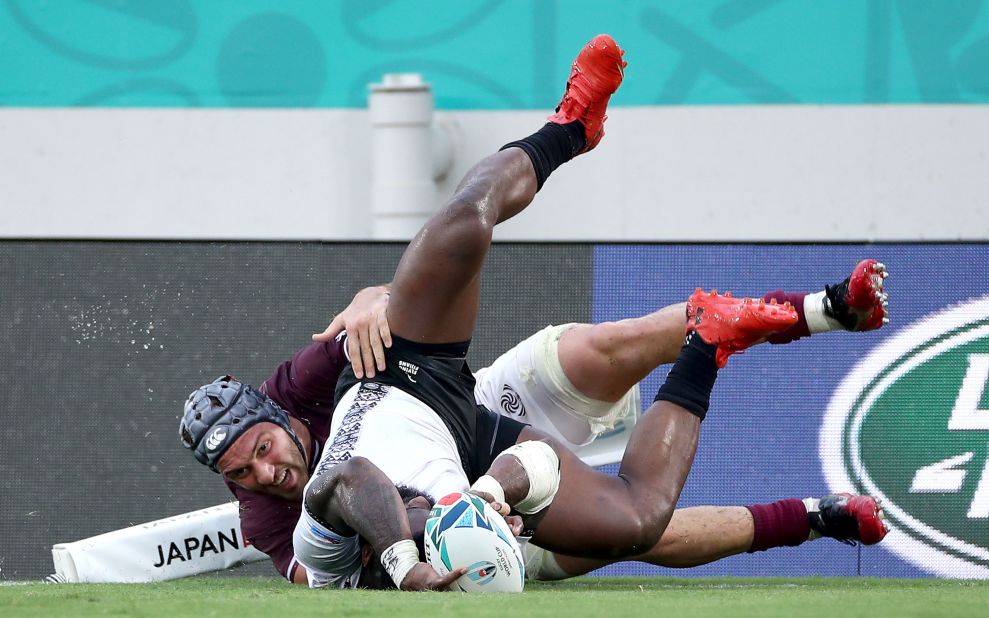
[822,296,989,577]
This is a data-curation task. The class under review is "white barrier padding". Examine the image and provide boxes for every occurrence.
[51,502,267,583]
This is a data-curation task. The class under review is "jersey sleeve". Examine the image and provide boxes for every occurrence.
[230,482,304,581]
[233,474,362,588]
[261,337,349,406]
[292,507,363,589]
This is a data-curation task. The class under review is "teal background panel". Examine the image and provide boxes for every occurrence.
[2,0,989,108]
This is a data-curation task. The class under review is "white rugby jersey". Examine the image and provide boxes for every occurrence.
[294,382,470,588]
[318,382,469,497]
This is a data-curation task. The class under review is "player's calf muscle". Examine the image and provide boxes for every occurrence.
[527,455,674,558]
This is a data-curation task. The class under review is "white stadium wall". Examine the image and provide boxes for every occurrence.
[1,105,986,241]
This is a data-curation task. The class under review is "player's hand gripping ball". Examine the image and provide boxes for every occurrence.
[424,492,525,592]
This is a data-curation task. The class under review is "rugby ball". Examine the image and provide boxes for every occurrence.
[424,492,525,592]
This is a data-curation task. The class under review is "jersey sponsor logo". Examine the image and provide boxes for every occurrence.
[205,427,227,451]
[499,384,526,417]
[821,296,989,578]
[152,528,241,568]
[398,360,419,383]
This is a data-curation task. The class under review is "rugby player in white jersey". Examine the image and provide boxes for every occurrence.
[176,253,889,586]
[270,35,888,590]
[180,36,890,588]
[309,259,890,586]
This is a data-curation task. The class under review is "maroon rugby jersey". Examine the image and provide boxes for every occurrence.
[224,338,348,581]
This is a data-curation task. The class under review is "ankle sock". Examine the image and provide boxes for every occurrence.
[654,332,719,421]
[501,122,587,191]
[803,290,845,333]
[746,498,811,552]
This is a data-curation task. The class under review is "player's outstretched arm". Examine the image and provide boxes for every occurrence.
[302,456,463,590]
[312,285,393,379]
[303,456,405,545]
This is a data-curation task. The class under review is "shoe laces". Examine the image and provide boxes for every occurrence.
[808,497,861,546]
[824,278,859,331]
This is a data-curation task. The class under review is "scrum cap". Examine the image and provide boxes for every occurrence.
[180,375,306,473]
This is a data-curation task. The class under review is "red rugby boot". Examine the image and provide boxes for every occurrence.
[687,289,799,368]
[809,493,889,546]
[825,259,889,331]
[548,34,626,153]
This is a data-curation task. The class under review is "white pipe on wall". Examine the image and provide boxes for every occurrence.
[368,74,453,240]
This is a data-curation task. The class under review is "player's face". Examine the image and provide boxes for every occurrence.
[217,422,309,501]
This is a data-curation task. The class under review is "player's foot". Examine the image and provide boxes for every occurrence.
[687,289,799,368]
[548,34,626,153]
[808,493,889,546]
[825,259,889,331]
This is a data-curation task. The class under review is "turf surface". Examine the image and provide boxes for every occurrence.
[3,577,988,618]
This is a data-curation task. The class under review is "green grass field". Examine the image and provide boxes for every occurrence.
[3,577,989,618]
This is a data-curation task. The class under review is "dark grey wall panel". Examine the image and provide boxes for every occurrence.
[0,241,591,579]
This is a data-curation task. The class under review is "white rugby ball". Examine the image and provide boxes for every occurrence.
[424,492,525,592]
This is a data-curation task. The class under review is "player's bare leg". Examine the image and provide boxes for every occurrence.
[478,291,799,558]
[299,35,626,592]
[555,259,890,403]
[532,493,889,579]
[530,400,701,556]
[557,303,686,402]
[544,506,754,577]
[387,35,626,344]
[386,149,537,343]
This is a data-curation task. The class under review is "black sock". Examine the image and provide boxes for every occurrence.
[654,332,719,421]
[500,122,586,191]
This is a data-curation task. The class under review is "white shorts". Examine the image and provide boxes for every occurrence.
[474,324,640,450]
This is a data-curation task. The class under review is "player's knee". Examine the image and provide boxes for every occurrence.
[498,441,561,514]
[584,319,654,364]
[606,492,676,556]
[610,514,664,557]
[440,198,496,253]
[632,496,679,551]
[581,320,626,354]
[559,321,644,402]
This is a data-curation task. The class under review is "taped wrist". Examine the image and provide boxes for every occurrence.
[380,539,419,589]
[499,441,561,515]
[469,475,506,505]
